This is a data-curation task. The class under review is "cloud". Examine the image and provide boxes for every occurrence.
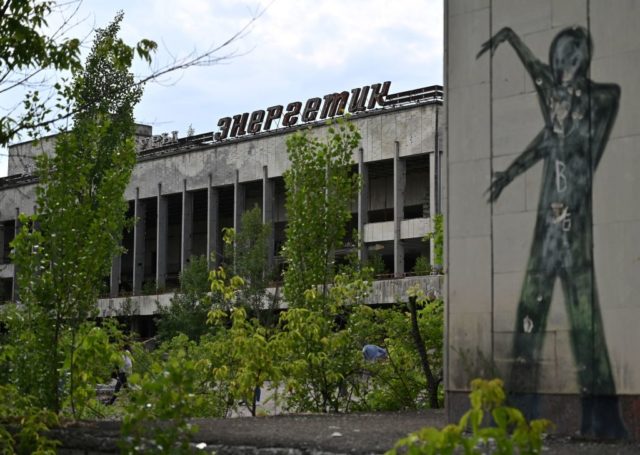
[0,0,444,175]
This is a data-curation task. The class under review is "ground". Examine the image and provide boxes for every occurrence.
[52,410,640,454]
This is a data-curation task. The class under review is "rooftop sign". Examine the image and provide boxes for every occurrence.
[213,81,391,141]
[135,83,443,154]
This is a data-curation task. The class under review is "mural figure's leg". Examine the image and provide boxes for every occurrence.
[509,263,555,419]
[561,268,628,439]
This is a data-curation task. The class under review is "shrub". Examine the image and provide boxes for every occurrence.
[387,378,553,455]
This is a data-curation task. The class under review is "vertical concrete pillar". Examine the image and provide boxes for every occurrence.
[233,170,245,273]
[207,174,220,269]
[429,151,437,265]
[110,254,121,298]
[357,148,369,263]
[11,208,19,301]
[233,169,245,232]
[262,166,275,270]
[0,223,5,265]
[393,142,405,277]
[156,183,168,289]
[181,179,193,272]
[132,189,146,295]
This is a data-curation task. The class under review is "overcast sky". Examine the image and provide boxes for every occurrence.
[1,0,443,176]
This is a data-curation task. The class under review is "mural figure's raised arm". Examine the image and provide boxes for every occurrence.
[487,130,549,202]
[590,83,621,169]
[477,27,551,85]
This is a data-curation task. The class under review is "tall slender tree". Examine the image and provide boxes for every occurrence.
[282,119,361,309]
[8,13,151,413]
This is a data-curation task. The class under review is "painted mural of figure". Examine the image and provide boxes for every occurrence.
[477,26,626,439]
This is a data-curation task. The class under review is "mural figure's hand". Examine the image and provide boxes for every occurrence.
[477,27,514,59]
[487,171,510,202]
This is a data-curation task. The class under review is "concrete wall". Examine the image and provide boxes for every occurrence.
[446,0,640,439]
[2,104,439,216]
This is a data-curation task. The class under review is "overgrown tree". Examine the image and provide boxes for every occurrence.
[7,13,150,414]
[282,119,361,309]
[223,206,274,320]
[1,0,264,154]
[0,0,81,146]
[156,255,212,343]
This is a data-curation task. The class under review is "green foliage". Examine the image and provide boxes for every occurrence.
[274,306,361,413]
[406,286,443,408]
[0,384,60,454]
[222,207,274,318]
[387,378,554,455]
[0,0,81,145]
[348,294,444,411]
[207,307,281,416]
[366,251,387,276]
[426,214,444,269]
[8,13,146,414]
[273,264,372,413]
[282,118,362,308]
[61,322,123,418]
[413,255,432,275]
[209,266,245,311]
[121,335,206,454]
[179,255,210,296]
[156,256,212,342]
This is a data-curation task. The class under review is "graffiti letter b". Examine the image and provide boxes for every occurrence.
[555,160,567,193]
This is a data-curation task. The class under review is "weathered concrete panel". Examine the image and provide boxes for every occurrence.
[492,211,536,274]
[363,221,394,244]
[492,48,527,99]
[447,311,493,391]
[492,93,540,158]
[448,159,491,238]
[593,136,640,225]
[419,105,437,155]
[594,220,640,311]
[605,308,640,395]
[447,84,490,163]
[448,0,489,18]
[0,183,36,220]
[447,0,639,438]
[592,50,640,141]
[491,154,527,215]
[400,218,431,239]
[492,0,552,35]
[493,271,522,332]
[590,0,640,58]
[448,235,491,314]
[447,9,490,90]
[551,0,587,28]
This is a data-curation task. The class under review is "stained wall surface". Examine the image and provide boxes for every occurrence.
[445,0,640,439]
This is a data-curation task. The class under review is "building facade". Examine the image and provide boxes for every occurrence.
[1,83,443,332]
[446,0,640,439]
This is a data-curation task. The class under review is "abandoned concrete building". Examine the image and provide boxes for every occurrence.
[0,83,443,334]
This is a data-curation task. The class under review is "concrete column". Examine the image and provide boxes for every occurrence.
[262,166,275,270]
[156,183,168,289]
[429,151,437,265]
[393,142,405,277]
[207,174,220,269]
[11,208,19,301]
[357,148,369,263]
[110,254,121,298]
[233,169,245,232]
[0,223,5,265]
[132,189,146,295]
[181,179,193,272]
